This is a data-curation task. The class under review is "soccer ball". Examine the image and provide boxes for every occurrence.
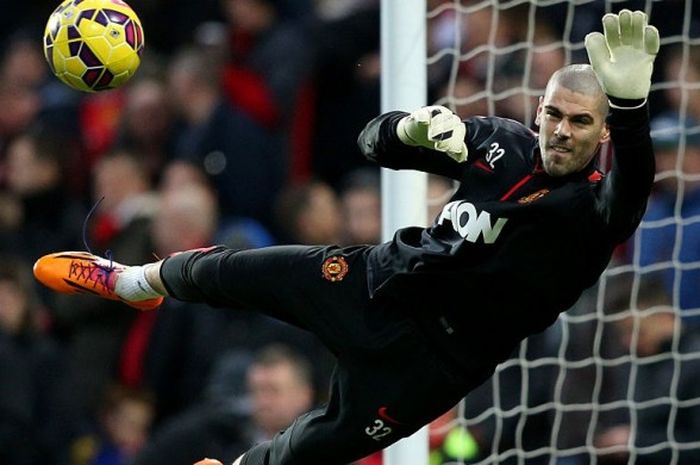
[43,0,144,92]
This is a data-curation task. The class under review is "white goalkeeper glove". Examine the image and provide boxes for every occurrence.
[396,105,468,162]
[584,9,660,101]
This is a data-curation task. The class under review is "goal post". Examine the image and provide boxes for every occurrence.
[380,0,429,238]
[380,0,429,464]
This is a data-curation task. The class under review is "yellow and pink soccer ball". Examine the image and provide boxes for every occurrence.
[43,0,144,92]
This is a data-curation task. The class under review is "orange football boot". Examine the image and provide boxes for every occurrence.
[33,251,163,311]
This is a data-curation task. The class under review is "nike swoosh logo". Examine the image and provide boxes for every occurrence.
[473,159,494,173]
[378,406,404,425]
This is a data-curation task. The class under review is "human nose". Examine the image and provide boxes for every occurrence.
[554,119,571,138]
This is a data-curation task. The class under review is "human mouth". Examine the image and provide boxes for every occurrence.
[549,145,571,153]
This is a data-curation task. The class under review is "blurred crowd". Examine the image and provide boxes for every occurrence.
[1,0,700,464]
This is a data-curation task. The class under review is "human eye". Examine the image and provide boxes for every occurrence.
[572,115,593,125]
[545,109,561,120]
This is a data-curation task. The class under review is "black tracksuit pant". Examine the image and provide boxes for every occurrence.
[160,245,470,465]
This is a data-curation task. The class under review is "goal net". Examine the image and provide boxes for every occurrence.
[423,1,700,464]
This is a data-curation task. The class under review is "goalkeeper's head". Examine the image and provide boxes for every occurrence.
[535,64,610,177]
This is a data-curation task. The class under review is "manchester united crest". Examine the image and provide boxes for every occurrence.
[518,188,550,204]
[322,256,349,282]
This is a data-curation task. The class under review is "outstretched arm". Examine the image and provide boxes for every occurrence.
[357,105,469,179]
[586,10,660,241]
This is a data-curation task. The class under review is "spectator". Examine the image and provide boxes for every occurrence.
[70,384,155,465]
[307,5,380,185]
[220,0,314,129]
[131,0,222,55]
[133,344,316,465]
[219,0,316,186]
[0,30,57,159]
[273,179,342,245]
[315,0,376,21]
[88,149,158,254]
[633,114,700,321]
[658,44,700,122]
[158,159,277,252]
[594,279,700,465]
[139,180,330,428]
[115,75,177,182]
[159,160,211,193]
[495,20,567,124]
[0,125,85,264]
[0,30,80,134]
[338,168,381,245]
[168,46,283,231]
[625,43,700,322]
[452,325,560,465]
[434,75,490,121]
[245,344,316,440]
[152,183,219,255]
[0,256,64,465]
[137,183,229,421]
[76,88,127,178]
[50,149,157,439]
[0,76,42,159]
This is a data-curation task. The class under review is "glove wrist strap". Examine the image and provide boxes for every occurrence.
[396,118,419,146]
[608,96,647,110]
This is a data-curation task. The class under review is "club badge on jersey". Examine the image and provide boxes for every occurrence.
[518,189,550,204]
[322,256,349,282]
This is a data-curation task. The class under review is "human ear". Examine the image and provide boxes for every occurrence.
[535,96,544,126]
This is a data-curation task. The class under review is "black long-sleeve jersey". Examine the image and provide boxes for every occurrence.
[357,103,655,380]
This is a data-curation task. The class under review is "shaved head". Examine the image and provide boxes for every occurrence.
[536,63,611,176]
[546,64,609,116]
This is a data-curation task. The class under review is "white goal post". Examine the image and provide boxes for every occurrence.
[380,0,429,464]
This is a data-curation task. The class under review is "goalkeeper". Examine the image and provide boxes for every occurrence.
[34,10,658,465]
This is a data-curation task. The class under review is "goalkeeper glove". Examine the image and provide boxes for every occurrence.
[584,9,660,101]
[396,105,468,162]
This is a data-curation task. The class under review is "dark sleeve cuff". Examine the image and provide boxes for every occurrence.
[608,96,646,109]
[606,95,652,160]
[357,110,411,166]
